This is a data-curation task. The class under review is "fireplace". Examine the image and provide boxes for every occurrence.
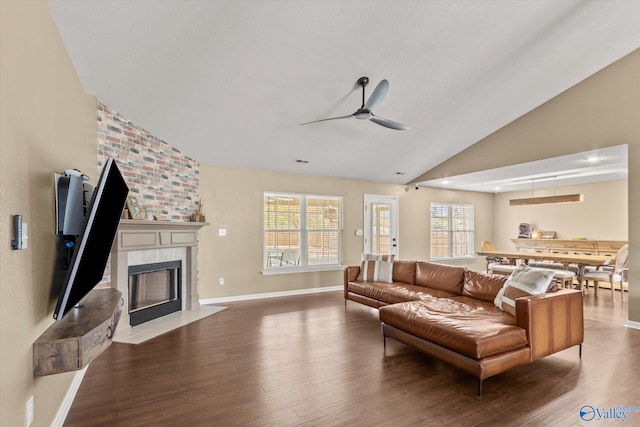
[128,260,182,326]
[110,220,208,334]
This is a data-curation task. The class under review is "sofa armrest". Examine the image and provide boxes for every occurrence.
[344,266,361,298]
[515,289,583,361]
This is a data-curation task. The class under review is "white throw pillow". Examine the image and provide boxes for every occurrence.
[361,253,395,262]
[494,266,555,316]
[357,260,394,283]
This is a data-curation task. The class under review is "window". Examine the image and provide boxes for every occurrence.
[264,192,343,272]
[430,202,474,260]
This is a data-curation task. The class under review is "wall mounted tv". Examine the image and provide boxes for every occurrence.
[54,157,129,320]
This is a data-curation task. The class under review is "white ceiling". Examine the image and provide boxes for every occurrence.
[46,1,640,187]
[417,144,628,193]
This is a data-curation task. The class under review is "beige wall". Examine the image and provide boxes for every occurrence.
[197,165,493,299]
[413,49,639,322]
[0,2,97,426]
[493,180,628,250]
[198,165,628,299]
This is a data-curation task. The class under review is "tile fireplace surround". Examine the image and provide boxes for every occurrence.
[110,219,208,335]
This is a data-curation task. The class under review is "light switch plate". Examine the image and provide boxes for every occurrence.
[21,223,28,249]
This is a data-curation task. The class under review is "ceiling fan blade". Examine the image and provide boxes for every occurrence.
[363,79,389,111]
[370,115,409,131]
[299,114,355,126]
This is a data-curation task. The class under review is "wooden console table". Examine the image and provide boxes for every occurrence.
[33,288,122,376]
[510,239,626,256]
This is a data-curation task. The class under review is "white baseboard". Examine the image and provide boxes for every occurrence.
[626,320,640,330]
[52,366,88,427]
[200,285,342,305]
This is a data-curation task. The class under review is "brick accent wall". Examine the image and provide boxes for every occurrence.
[97,103,200,286]
[97,103,200,221]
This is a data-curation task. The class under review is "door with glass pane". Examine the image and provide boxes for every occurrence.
[364,195,399,256]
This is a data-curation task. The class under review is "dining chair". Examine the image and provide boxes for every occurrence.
[583,244,629,301]
[549,269,576,289]
[482,241,517,274]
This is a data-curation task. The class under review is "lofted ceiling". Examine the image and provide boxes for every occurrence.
[46,1,640,187]
[417,145,628,193]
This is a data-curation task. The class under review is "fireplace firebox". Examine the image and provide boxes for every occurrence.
[128,260,182,326]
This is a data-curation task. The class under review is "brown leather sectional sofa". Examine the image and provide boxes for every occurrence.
[344,260,584,394]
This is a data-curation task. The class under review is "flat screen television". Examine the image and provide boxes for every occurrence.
[53,157,129,320]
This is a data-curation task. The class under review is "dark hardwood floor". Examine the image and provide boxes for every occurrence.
[64,287,639,426]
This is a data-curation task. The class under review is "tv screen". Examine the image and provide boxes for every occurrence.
[54,157,129,320]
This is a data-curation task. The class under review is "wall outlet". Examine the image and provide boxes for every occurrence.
[26,395,34,426]
[218,277,224,285]
[218,228,227,237]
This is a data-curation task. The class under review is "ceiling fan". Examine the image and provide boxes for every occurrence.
[300,77,409,131]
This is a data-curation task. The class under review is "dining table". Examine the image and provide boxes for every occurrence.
[476,250,613,291]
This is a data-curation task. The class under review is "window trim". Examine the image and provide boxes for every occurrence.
[263,192,343,273]
[429,202,475,261]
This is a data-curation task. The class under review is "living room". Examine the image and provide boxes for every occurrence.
[1,2,638,426]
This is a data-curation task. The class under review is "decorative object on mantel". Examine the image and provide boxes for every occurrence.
[126,195,144,219]
[190,197,206,222]
[153,214,170,221]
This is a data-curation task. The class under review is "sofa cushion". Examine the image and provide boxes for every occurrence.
[415,262,465,294]
[356,260,393,283]
[348,281,457,305]
[392,260,417,285]
[494,266,555,316]
[450,295,504,310]
[379,299,527,359]
[361,253,395,262]
[462,270,508,303]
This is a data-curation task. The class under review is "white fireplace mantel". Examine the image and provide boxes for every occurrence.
[110,220,208,332]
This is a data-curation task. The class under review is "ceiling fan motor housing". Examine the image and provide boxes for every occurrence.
[357,76,369,87]
[355,110,372,120]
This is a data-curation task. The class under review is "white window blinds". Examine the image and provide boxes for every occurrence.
[264,192,343,271]
[430,202,474,260]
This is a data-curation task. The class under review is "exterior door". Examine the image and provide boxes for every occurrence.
[364,195,399,256]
